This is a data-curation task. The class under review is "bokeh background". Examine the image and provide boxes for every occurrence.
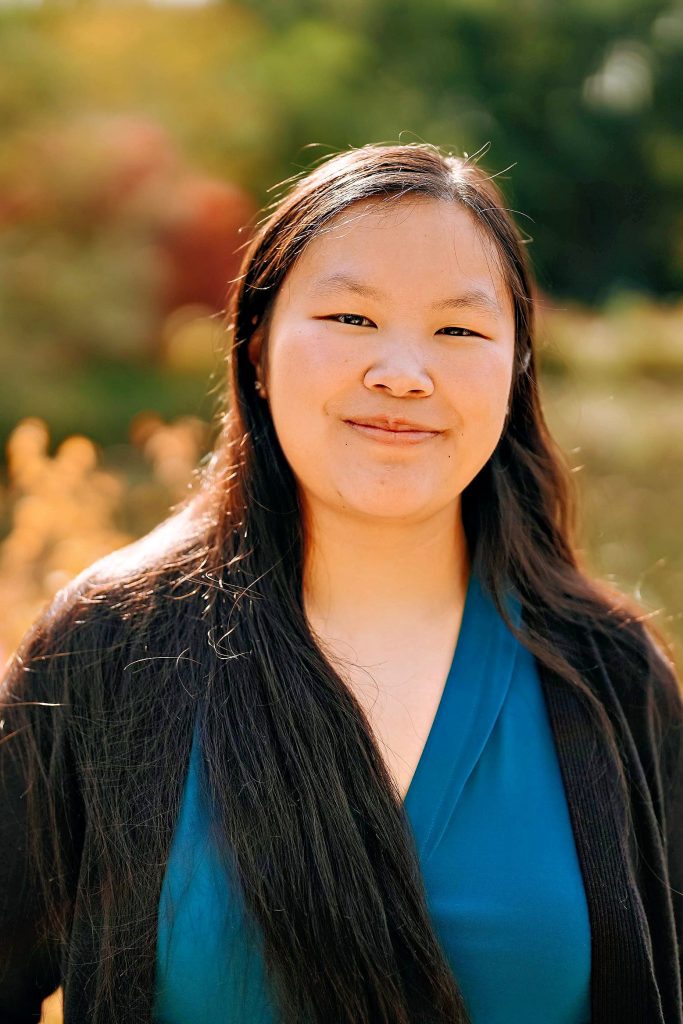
[1,0,682,671]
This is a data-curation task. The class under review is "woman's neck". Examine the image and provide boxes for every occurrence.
[301,500,470,642]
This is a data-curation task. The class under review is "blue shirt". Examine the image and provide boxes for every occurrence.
[153,570,592,1023]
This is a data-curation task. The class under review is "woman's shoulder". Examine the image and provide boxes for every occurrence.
[575,601,683,783]
[592,609,681,716]
[539,573,681,708]
[533,578,683,755]
[1,503,206,702]
[62,501,204,600]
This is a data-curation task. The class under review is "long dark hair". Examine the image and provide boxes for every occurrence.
[2,142,681,1024]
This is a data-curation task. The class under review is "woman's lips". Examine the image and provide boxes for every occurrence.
[344,420,439,445]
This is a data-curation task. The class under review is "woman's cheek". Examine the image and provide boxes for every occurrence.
[460,353,512,412]
[277,331,349,398]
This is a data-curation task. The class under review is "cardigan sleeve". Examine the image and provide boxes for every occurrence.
[668,729,683,985]
[595,613,683,995]
[0,584,88,1022]
[644,630,683,984]
[660,660,683,980]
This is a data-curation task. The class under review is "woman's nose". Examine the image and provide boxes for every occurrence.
[360,342,436,393]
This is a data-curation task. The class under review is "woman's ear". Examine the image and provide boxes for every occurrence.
[248,325,268,398]
[247,324,262,370]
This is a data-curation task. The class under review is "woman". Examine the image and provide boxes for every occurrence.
[1,142,681,1024]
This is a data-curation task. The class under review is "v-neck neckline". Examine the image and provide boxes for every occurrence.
[400,565,478,811]
[402,570,522,863]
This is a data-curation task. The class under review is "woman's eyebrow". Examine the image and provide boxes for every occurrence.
[311,273,502,318]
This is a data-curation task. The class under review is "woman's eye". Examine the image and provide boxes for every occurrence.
[328,313,374,327]
[437,326,479,337]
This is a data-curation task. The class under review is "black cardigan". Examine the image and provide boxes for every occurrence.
[1,561,682,1024]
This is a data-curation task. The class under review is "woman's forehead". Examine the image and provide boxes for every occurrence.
[279,195,511,310]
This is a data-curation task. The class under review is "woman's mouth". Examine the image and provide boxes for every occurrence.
[344,420,439,446]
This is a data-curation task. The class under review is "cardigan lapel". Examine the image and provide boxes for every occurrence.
[538,660,664,1023]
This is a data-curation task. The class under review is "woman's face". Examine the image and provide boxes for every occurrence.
[249,195,516,527]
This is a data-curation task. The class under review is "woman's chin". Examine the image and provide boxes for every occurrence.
[334,489,442,523]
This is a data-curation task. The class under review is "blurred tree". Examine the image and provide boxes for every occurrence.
[240,0,683,300]
[3,0,682,305]
[0,113,256,365]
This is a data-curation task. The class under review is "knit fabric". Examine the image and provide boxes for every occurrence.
[1,567,681,1023]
